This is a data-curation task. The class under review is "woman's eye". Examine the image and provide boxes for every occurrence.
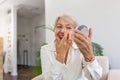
[66,27,72,30]
[56,25,62,28]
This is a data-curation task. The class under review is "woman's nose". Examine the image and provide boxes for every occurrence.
[61,27,66,33]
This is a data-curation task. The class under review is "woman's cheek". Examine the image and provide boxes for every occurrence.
[55,30,59,37]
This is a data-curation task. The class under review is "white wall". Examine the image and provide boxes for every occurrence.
[45,0,120,69]
[32,14,46,49]
[31,14,45,65]
[17,15,33,66]
[17,13,45,66]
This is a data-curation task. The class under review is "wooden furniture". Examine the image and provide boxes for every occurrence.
[0,37,3,80]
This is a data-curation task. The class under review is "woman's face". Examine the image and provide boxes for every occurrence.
[54,18,75,40]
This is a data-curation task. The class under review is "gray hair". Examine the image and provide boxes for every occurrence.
[54,13,78,28]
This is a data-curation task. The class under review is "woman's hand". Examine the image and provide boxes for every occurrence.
[73,28,95,62]
[55,31,73,64]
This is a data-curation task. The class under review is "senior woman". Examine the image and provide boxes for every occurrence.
[40,14,102,80]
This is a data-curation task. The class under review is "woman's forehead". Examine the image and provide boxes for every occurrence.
[56,18,77,28]
[57,17,74,24]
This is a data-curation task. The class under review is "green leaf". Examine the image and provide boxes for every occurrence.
[92,42,103,56]
[32,43,48,76]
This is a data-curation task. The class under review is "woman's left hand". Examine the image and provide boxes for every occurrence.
[73,28,95,62]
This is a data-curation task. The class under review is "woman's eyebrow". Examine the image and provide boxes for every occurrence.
[66,24,72,27]
[56,23,62,25]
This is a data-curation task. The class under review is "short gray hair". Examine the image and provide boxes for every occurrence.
[54,13,78,28]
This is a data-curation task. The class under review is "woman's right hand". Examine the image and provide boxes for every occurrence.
[55,31,73,64]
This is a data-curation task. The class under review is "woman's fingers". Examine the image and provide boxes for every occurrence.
[74,30,88,39]
[60,31,73,45]
[59,31,67,46]
[74,36,88,50]
[88,28,92,40]
[55,36,60,43]
[73,28,94,60]
[62,31,68,41]
[74,31,89,47]
[67,31,73,44]
[56,31,73,48]
[73,29,92,54]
